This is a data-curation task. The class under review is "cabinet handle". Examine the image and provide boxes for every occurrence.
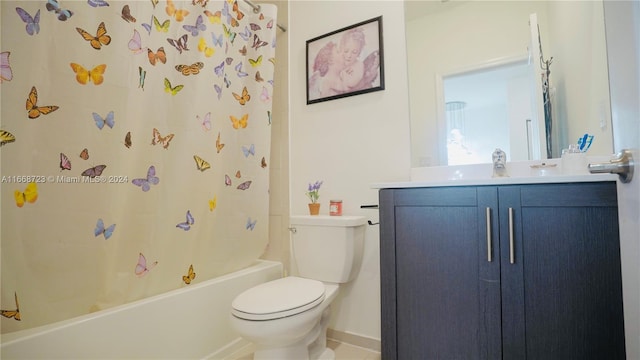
[486,207,492,262]
[509,207,515,264]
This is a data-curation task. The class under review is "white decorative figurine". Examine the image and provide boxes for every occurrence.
[492,148,509,177]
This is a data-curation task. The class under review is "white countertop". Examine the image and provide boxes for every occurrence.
[371,173,618,189]
[372,158,619,189]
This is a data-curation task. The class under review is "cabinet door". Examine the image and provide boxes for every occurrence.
[500,183,625,359]
[380,187,501,360]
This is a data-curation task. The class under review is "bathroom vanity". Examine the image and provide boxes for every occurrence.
[376,174,625,359]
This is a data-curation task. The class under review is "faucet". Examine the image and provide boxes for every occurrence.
[492,148,509,177]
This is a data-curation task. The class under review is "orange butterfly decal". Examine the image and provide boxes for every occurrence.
[76,22,111,50]
[175,62,204,76]
[1,292,21,321]
[261,156,267,168]
[182,264,196,284]
[147,47,167,66]
[80,148,89,160]
[70,63,106,85]
[232,86,250,105]
[26,86,59,119]
[151,128,174,149]
[230,114,248,129]
[232,0,244,20]
[166,0,189,21]
[215,132,225,153]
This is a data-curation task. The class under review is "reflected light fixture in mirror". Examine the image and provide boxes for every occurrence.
[445,101,473,165]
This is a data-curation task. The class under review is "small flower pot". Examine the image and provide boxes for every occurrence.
[308,203,320,215]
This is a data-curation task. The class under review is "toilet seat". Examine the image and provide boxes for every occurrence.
[232,277,325,321]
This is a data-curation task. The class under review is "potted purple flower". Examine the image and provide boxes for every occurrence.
[306,180,323,215]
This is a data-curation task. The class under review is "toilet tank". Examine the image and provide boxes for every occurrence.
[290,215,366,283]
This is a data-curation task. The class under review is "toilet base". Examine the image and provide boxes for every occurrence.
[253,306,334,360]
[253,347,334,360]
[253,345,310,360]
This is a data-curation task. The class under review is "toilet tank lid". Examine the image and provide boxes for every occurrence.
[290,215,366,227]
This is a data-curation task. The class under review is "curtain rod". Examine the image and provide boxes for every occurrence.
[242,0,287,32]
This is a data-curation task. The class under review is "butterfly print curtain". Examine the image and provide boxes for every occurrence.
[0,0,277,333]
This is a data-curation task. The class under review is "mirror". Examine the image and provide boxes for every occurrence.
[405,0,614,167]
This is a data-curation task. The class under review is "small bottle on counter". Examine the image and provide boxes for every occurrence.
[329,200,343,216]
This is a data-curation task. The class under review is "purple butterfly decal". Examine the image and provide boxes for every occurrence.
[246,217,256,231]
[237,180,251,190]
[1,51,13,82]
[182,15,206,36]
[214,61,224,77]
[221,1,232,25]
[16,7,40,36]
[239,26,251,41]
[132,165,159,191]
[214,84,222,100]
[142,16,153,35]
[176,210,194,231]
[225,174,232,186]
[235,62,248,78]
[82,165,106,178]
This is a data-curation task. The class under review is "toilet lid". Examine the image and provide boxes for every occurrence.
[231,277,325,321]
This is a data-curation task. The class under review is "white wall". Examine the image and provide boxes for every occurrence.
[289,0,410,341]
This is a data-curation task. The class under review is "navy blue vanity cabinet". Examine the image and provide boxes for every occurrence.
[379,182,625,360]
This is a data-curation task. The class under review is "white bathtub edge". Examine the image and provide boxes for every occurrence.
[1,260,283,359]
[202,337,251,360]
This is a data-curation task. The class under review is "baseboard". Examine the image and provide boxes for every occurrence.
[326,328,381,353]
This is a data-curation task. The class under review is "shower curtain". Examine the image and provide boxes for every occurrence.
[0,0,277,333]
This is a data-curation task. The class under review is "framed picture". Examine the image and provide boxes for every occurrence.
[306,16,384,105]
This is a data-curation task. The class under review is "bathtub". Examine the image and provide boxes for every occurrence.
[1,260,283,359]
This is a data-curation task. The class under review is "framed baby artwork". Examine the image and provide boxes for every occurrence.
[306,16,385,104]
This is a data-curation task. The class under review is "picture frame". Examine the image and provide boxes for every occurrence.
[306,16,385,105]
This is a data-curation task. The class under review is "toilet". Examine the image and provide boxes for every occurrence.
[230,215,366,360]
